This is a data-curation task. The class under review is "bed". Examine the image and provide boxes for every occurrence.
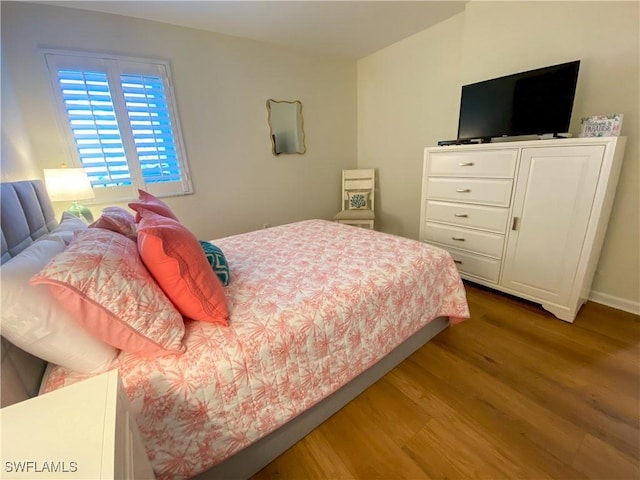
[0,180,469,480]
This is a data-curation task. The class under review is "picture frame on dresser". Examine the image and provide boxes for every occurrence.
[579,114,623,137]
[420,136,627,322]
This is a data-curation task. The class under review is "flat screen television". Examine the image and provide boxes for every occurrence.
[456,60,580,142]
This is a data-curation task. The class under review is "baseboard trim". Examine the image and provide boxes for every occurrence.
[588,290,640,315]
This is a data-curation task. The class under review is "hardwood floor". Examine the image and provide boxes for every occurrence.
[252,282,640,479]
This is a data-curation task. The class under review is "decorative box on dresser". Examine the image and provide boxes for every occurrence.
[0,370,155,479]
[420,136,627,322]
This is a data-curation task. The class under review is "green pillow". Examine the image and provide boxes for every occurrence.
[199,241,230,286]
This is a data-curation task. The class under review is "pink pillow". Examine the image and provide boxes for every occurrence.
[136,208,229,326]
[89,206,137,241]
[31,228,186,356]
[128,189,179,222]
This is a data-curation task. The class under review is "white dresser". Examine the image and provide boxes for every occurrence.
[420,136,627,322]
[0,370,155,479]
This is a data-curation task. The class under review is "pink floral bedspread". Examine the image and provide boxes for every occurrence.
[41,220,469,479]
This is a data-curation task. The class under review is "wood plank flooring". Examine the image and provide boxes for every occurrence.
[252,282,640,479]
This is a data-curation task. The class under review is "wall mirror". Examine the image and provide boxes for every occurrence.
[266,99,306,155]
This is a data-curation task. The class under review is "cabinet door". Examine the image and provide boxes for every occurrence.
[501,145,604,305]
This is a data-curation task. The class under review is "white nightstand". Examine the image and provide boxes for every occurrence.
[0,370,155,479]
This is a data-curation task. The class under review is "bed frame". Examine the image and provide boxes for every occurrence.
[0,180,450,479]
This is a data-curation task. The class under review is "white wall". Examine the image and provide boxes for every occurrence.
[1,53,38,181]
[358,2,639,309]
[358,13,465,235]
[1,2,357,238]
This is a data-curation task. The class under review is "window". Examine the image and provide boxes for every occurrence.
[44,51,192,202]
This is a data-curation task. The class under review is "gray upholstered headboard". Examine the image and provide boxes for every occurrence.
[1,180,58,407]
[1,180,58,265]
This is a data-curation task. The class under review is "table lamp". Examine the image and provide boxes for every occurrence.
[44,167,95,222]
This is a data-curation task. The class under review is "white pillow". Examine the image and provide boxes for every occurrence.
[41,212,87,245]
[1,236,118,373]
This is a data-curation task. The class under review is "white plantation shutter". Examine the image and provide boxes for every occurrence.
[44,51,192,202]
[56,69,131,188]
[120,74,182,184]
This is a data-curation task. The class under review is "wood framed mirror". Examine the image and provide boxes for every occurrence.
[266,99,306,155]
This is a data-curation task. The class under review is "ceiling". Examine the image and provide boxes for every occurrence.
[38,1,467,59]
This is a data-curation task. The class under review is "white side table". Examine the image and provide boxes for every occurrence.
[0,370,154,479]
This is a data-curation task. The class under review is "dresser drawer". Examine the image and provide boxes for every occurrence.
[446,246,502,284]
[426,178,513,207]
[425,200,509,233]
[424,222,504,258]
[427,150,517,178]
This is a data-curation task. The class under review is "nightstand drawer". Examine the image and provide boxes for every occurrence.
[424,222,504,258]
[446,247,501,283]
[427,150,517,178]
[426,178,513,207]
[425,200,509,233]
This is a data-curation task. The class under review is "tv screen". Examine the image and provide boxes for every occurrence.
[457,60,580,142]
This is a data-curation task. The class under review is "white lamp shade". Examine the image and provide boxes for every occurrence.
[44,168,95,202]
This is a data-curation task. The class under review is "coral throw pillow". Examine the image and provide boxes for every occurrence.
[137,208,230,325]
[128,189,179,222]
[31,228,186,356]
